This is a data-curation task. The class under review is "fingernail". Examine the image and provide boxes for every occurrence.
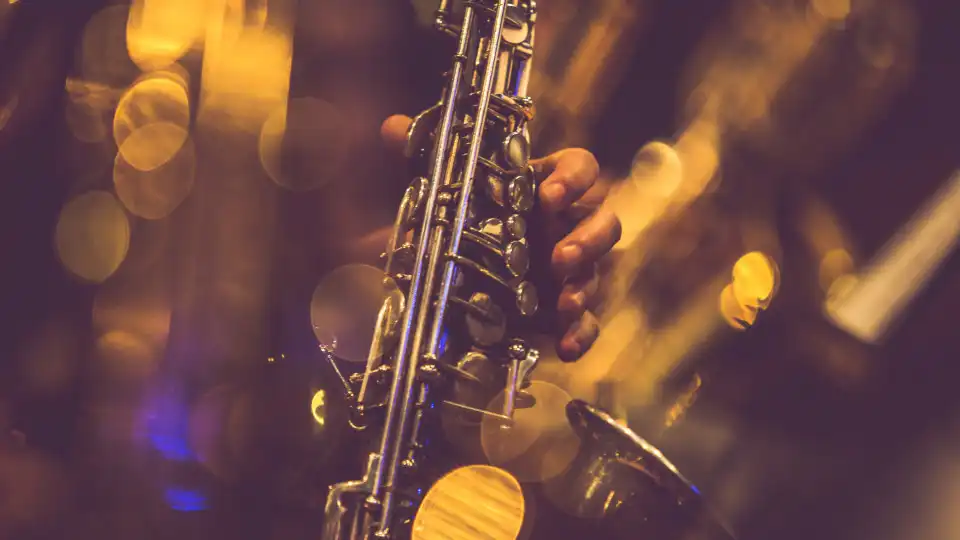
[572,290,586,310]
[542,183,565,206]
[561,244,582,266]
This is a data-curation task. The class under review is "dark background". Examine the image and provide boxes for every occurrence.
[1,1,959,539]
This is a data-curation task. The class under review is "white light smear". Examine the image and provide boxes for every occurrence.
[825,170,960,344]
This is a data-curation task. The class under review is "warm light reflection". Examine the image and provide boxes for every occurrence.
[114,132,196,219]
[126,0,204,71]
[826,171,960,343]
[113,73,191,170]
[481,380,581,483]
[311,390,326,427]
[200,2,294,128]
[310,264,405,363]
[811,0,851,21]
[412,465,525,540]
[731,251,780,311]
[54,191,130,283]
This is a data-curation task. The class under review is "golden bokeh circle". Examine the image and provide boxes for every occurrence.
[113,127,196,220]
[113,75,190,169]
[412,465,525,540]
[481,380,581,484]
[731,251,780,311]
[310,264,405,363]
[54,191,130,283]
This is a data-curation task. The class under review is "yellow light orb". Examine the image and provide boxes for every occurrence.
[412,465,525,540]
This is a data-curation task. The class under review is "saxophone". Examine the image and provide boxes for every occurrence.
[322,2,737,538]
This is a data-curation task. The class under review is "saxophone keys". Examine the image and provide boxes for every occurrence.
[505,214,527,239]
[464,292,507,346]
[504,239,530,277]
[507,174,534,213]
[514,281,538,316]
[502,130,530,169]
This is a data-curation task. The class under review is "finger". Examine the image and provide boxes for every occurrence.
[380,115,412,154]
[533,148,600,214]
[557,266,600,322]
[556,310,601,362]
[551,208,622,276]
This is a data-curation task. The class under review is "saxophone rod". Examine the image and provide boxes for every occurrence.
[377,2,514,532]
[365,4,476,510]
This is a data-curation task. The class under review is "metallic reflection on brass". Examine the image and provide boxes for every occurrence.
[259,97,352,191]
[54,191,130,283]
[126,0,204,71]
[113,131,196,220]
[310,264,404,363]
[481,380,580,483]
[412,465,524,540]
[113,74,191,171]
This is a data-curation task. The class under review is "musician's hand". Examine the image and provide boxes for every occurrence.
[380,115,621,362]
[530,149,620,361]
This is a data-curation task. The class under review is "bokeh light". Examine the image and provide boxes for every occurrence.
[731,251,780,311]
[113,132,196,220]
[258,97,351,192]
[310,264,405,363]
[54,191,130,284]
[481,380,581,484]
[112,73,191,170]
[125,0,204,72]
[412,465,525,540]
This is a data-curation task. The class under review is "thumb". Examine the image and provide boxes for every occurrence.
[380,114,413,155]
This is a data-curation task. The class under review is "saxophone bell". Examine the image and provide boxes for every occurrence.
[542,400,737,539]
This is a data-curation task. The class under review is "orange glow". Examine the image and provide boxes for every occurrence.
[126,0,204,71]
[731,251,780,311]
[200,1,294,128]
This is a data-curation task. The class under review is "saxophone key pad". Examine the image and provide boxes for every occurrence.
[507,175,534,213]
[504,240,530,277]
[505,214,526,239]
[465,292,507,346]
[515,281,538,316]
[502,130,530,169]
